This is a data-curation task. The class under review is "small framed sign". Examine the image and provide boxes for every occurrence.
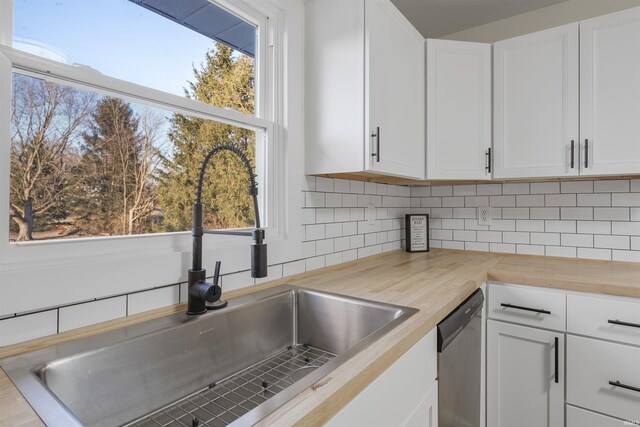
[405,214,429,252]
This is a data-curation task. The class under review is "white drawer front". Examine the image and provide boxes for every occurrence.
[568,293,640,346]
[488,283,566,331]
[567,335,640,421]
[567,405,626,427]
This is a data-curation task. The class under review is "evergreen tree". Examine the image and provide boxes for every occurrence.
[157,43,256,231]
[76,97,158,235]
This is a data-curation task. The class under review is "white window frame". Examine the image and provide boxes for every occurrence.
[0,0,286,268]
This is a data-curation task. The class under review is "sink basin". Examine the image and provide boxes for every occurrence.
[1,285,417,426]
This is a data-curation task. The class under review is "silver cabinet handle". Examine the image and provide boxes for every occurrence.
[371,126,380,162]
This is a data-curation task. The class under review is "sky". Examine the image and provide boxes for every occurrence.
[13,0,230,97]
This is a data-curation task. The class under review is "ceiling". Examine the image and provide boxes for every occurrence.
[390,0,570,38]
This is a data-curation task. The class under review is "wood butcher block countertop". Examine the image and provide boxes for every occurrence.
[2,249,640,426]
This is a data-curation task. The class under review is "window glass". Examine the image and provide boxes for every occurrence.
[9,72,256,242]
[12,0,256,114]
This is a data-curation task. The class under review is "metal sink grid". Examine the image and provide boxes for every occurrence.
[129,345,335,427]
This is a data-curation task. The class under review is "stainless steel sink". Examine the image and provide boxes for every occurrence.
[1,285,418,427]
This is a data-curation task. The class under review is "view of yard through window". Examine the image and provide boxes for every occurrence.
[9,1,258,242]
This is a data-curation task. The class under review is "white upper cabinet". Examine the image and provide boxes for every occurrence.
[493,23,579,179]
[580,6,640,176]
[426,39,492,180]
[305,0,425,180]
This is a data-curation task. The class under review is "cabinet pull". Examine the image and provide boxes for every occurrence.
[485,148,492,173]
[554,337,559,384]
[608,319,640,329]
[609,380,640,393]
[371,126,380,163]
[584,139,589,168]
[500,303,551,315]
[570,140,575,169]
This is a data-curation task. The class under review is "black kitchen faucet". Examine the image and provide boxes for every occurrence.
[187,142,267,315]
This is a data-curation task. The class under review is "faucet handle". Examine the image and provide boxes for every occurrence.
[213,261,221,287]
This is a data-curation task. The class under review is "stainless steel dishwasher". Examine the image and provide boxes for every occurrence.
[437,288,484,427]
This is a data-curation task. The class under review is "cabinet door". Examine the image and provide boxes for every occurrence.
[580,6,640,176]
[494,23,579,178]
[404,381,438,427]
[487,320,564,427]
[427,39,492,180]
[366,0,425,179]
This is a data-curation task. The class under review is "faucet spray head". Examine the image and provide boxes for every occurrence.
[251,228,268,278]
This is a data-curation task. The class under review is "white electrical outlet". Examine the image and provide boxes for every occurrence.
[478,206,491,226]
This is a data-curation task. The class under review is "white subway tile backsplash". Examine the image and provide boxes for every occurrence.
[612,193,640,207]
[503,232,530,244]
[442,219,465,230]
[578,248,612,261]
[503,183,529,195]
[0,310,57,347]
[7,177,640,348]
[306,256,326,271]
[490,220,516,231]
[516,195,545,207]
[530,233,560,246]
[477,231,502,243]
[561,234,594,248]
[577,193,611,207]
[561,207,593,220]
[454,185,477,196]
[612,222,640,236]
[59,297,127,333]
[411,186,430,197]
[315,177,334,192]
[334,179,351,193]
[442,240,465,250]
[530,207,560,220]
[517,245,545,256]
[595,180,629,193]
[613,250,640,262]
[490,195,516,207]
[453,230,477,241]
[283,260,306,277]
[546,246,577,258]
[442,197,465,207]
[545,220,576,233]
[530,182,560,194]
[546,194,577,207]
[350,180,365,194]
[432,186,453,196]
[477,184,502,195]
[516,220,544,232]
[128,287,179,316]
[561,181,593,194]
[502,208,529,219]
[594,235,629,250]
[466,242,489,252]
[490,243,516,253]
[594,207,629,221]
[256,265,284,285]
[577,221,611,235]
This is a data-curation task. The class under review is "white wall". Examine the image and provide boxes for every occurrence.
[444,0,640,42]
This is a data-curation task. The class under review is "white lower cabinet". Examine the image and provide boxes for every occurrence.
[567,335,640,423]
[326,328,437,427]
[566,405,626,427]
[487,320,564,427]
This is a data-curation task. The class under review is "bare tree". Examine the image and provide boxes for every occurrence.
[76,98,162,236]
[10,74,94,241]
